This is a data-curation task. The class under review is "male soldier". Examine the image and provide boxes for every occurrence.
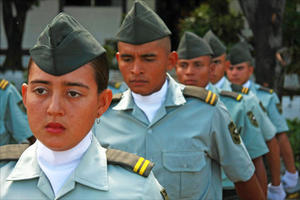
[0,79,35,145]
[203,32,282,199]
[226,42,299,200]
[93,1,265,199]
[175,31,269,199]
[0,12,165,200]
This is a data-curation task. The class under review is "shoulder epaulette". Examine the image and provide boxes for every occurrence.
[109,81,122,89]
[183,85,218,106]
[220,90,243,101]
[230,84,249,94]
[0,144,30,161]
[111,93,123,102]
[259,86,273,94]
[106,149,154,177]
[0,79,10,90]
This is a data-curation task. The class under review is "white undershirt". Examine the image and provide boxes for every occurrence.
[132,80,168,122]
[243,80,251,88]
[212,76,225,89]
[37,131,92,196]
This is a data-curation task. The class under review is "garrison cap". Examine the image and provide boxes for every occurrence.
[116,0,171,45]
[228,42,252,65]
[30,12,106,76]
[177,31,213,59]
[203,30,226,58]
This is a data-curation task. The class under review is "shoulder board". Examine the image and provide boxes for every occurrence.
[220,90,243,101]
[109,81,122,89]
[230,84,249,94]
[0,144,30,161]
[0,79,10,90]
[111,93,122,102]
[259,86,273,94]
[183,85,218,106]
[106,148,154,177]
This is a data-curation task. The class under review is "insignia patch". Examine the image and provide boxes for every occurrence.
[259,101,267,112]
[247,111,259,127]
[276,103,282,114]
[17,101,27,113]
[228,121,241,144]
[160,188,169,200]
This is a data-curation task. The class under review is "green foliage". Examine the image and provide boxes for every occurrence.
[282,0,300,75]
[103,39,118,70]
[178,0,244,47]
[287,119,300,170]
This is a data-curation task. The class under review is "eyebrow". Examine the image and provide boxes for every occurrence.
[30,80,89,89]
[141,53,156,58]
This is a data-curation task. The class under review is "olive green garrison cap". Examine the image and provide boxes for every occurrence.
[30,12,106,76]
[177,31,213,59]
[203,30,226,58]
[116,0,171,45]
[228,42,252,65]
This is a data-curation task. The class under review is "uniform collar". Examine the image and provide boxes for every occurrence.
[7,135,109,198]
[222,77,233,91]
[243,80,251,88]
[113,74,186,111]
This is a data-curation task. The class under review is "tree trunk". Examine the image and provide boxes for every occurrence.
[239,0,286,89]
[2,0,30,71]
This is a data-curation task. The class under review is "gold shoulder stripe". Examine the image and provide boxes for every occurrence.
[106,149,154,177]
[183,85,218,106]
[231,83,249,94]
[259,86,274,94]
[0,79,9,90]
[0,144,30,161]
[220,90,243,102]
[112,93,123,102]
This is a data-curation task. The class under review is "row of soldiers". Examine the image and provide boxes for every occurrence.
[0,0,299,199]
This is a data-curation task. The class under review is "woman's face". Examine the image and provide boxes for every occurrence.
[22,62,112,151]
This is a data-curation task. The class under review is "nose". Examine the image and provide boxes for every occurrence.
[186,66,194,75]
[47,93,64,117]
[131,60,144,75]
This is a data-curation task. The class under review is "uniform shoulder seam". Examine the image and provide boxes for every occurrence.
[0,144,30,161]
[220,90,243,101]
[258,86,273,94]
[230,83,249,94]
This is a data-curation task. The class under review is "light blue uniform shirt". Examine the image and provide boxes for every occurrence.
[93,76,255,200]
[208,83,269,189]
[0,81,33,145]
[249,81,289,134]
[0,135,164,200]
[220,78,276,141]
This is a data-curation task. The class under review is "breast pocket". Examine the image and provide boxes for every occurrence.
[162,151,207,199]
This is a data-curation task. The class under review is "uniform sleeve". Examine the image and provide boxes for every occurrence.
[209,101,255,183]
[248,95,276,141]
[5,85,33,143]
[241,103,269,159]
[141,172,166,200]
[267,93,289,133]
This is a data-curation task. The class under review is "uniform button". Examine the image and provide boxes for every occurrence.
[147,129,152,134]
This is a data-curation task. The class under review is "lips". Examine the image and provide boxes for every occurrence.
[184,80,198,86]
[129,79,148,86]
[46,122,65,134]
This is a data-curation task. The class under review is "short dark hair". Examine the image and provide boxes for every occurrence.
[27,53,109,94]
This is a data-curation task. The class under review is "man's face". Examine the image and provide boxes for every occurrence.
[210,54,229,84]
[22,62,112,151]
[175,55,212,88]
[226,62,253,85]
[116,39,177,96]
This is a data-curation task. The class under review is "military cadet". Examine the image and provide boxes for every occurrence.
[0,13,166,200]
[93,1,266,199]
[0,79,35,145]
[203,31,283,199]
[226,42,299,200]
[175,31,269,199]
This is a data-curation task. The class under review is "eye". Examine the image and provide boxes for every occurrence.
[144,57,155,62]
[33,87,47,95]
[194,62,203,68]
[67,90,81,98]
[179,62,188,68]
[122,57,133,62]
[213,60,221,64]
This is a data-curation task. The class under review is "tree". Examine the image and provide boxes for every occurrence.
[2,0,39,71]
[178,0,244,47]
[238,0,286,88]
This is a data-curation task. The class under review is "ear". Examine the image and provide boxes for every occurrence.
[225,60,230,71]
[209,59,216,73]
[116,52,120,62]
[167,51,178,71]
[21,83,28,108]
[248,65,254,76]
[96,89,112,118]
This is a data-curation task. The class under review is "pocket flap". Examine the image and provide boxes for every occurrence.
[162,151,205,172]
